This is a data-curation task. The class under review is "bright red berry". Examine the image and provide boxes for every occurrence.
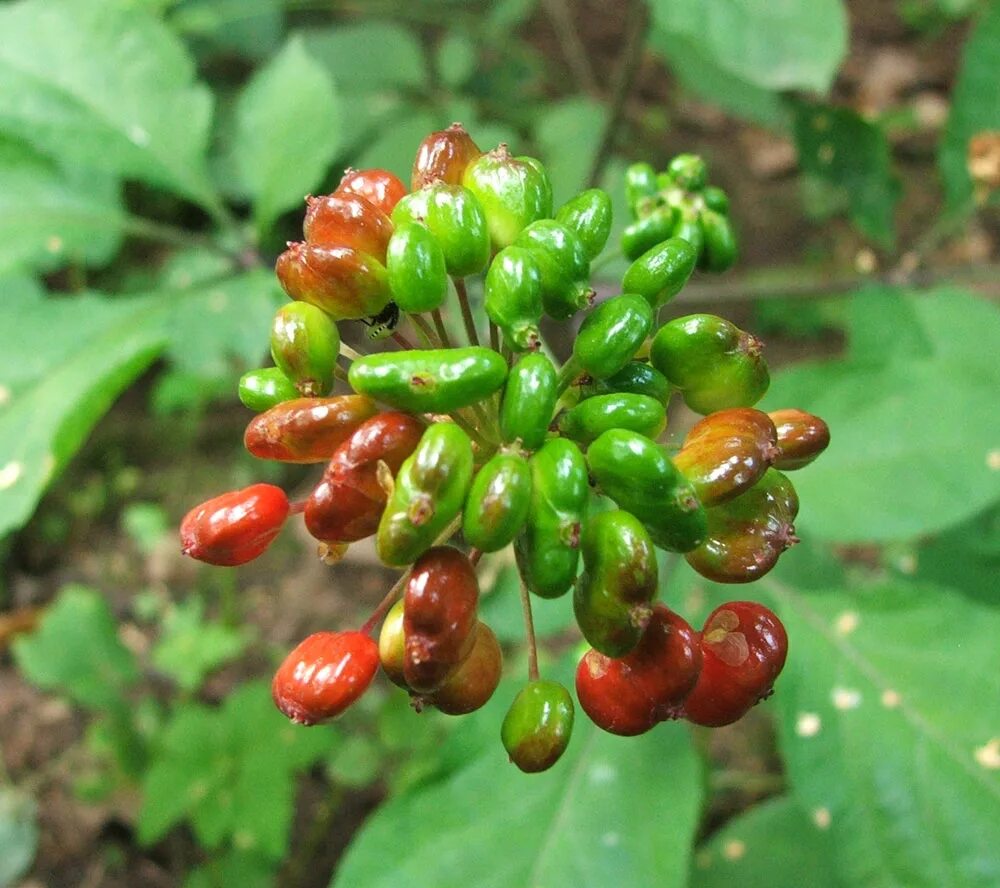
[303,192,395,262]
[180,483,289,566]
[681,601,788,727]
[272,630,379,725]
[575,604,702,735]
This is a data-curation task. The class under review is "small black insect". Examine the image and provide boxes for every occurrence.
[361,301,401,340]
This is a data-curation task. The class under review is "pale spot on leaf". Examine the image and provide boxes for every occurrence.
[796,712,822,737]
[46,235,63,253]
[0,461,23,490]
[209,290,228,312]
[881,689,901,708]
[601,831,620,847]
[813,807,832,829]
[832,687,862,710]
[0,384,10,406]
[896,552,917,575]
[987,450,1000,470]
[974,738,1000,770]
[588,762,617,785]
[834,611,859,635]
[722,839,746,861]
[128,124,150,146]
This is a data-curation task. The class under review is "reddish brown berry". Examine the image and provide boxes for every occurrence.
[303,192,395,262]
[305,412,425,543]
[425,621,502,715]
[768,408,831,470]
[243,395,377,464]
[411,122,482,191]
[180,483,289,566]
[681,601,788,727]
[272,631,379,725]
[275,243,391,321]
[403,546,479,693]
[575,604,702,735]
[336,167,408,216]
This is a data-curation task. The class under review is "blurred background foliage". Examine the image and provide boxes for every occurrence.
[0,0,998,886]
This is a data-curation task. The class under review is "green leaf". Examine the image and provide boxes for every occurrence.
[763,288,1000,541]
[12,585,139,709]
[233,36,341,236]
[0,137,123,275]
[691,796,840,888]
[655,34,790,129]
[183,849,276,888]
[333,676,702,888]
[940,1,1000,207]
[0,0,219,210]
[0,292,166,539]
[138,680,332,858]
[437,32,477,87]
[354,112,440,181]
[169,0,284,61]
[151,596,252,692]
[478,562,576,643]
[159,264,284,380]
[0,789,37,888]
[301,22,426,92]
[121,502,171,555]
[768,579,1000,888]
[792,103,899,245]
[648,0,848,93]
[534,97,608,206]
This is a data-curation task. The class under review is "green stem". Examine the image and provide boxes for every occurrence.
[340,343,365,362]
[453,278,481,347]
[518,573,540,682]
[432,308,454,349]
[391,330,417,351]
[489,319,501,353]
[410,313,441,347]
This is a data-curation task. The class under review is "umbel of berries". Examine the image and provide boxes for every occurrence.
[177,127,830,770]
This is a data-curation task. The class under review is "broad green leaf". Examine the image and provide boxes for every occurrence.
[0,0,219,211]
[159,264,284,379]
[655,34,790,129]
[0,292,166,538]
[233,36,341,236]
[768,579,1000,888]
[437,32,477,87]
[940,1,1000,207]
[139,681,332,858]
[535,97,607,205]
[0,137,123,275]
[891,502,1000,605]
[792,103,899,245]
[648,0,848,93]
[183,849,276,888]
[479,562,577,643]
[691,796,840,888]
[151,596,252,692]
[763,288,1000,541]
[333,684,702,888]
[12,586,139,709]
[301,22,426,91]
[169,0,284,60]
[0,788,37,888]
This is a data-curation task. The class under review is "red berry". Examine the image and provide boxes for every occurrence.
[575,604,702,735]
[403,546,479,693]
[180,483,289,566]
[272,630,379,725]
[336,167,408,216]
[681,601,788,727]
[275,242,391,321]
[303,192,395,262]
[411,122,482,191]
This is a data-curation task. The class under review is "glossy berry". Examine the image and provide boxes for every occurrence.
[336,167,408,216]
[576,604,702,736]
[269,302,340,398]
[682,601,788,727]
[411,122,481,191]
[180,483,289,566]
[275,242,391,321]
[378,599,407,689]
[272,630,380,725]
[501,680,575,772]
[403,546,479,693]
[303,192,394,262]
[243,395,378,463]
[768,408,831,470]
[426,622,503,715]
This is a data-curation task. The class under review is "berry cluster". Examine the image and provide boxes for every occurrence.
[179,125,830,773]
